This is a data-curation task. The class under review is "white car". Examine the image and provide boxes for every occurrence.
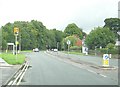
[53,49,58,52]
[33,48,39,52]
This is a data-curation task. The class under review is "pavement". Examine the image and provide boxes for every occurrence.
[0,58,13,67]
[0,58,20,86]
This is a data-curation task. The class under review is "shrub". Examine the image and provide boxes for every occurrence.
[70,46,82,52]
[106,43,115,50]
[99,47,118,54]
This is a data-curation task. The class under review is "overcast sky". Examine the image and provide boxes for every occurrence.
[0,0,119,34]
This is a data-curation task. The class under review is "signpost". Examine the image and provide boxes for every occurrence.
[14,27,19,60]
[103,54,109,67]
[67,40,71,54]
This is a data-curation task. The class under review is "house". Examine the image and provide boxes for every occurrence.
[115,39,120,46]
[75,39,82,46]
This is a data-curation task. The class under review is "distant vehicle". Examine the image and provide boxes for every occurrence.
[33,48,39,52]
[53,49,58,52]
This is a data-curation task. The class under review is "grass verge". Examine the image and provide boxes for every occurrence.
[0,53,26,65]
[63,51,84,55]
[21,50,32,52]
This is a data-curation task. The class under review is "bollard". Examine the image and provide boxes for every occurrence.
[109,54,112,59]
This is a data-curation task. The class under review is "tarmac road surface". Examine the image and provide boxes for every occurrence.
[20,51,118,85]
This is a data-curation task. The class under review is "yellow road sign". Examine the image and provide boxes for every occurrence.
[103,60,109,65]
[14,27,19,34]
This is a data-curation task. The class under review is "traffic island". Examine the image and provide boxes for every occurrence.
[0,53,26,65]
[99,66,117,70]
[90,65,117,70]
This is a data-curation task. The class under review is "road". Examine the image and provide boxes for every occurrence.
[20,51,118,85]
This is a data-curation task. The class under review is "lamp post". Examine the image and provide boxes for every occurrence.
[57,42,59,51]
[95,46,97,56]
[19,33,21,52]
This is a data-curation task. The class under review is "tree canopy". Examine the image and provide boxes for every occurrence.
[64,23,86,40]
[1,20,65,50]
[85,27,116,49]
[104,18,120,35]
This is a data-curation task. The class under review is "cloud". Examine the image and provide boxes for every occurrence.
[0,0,119,33]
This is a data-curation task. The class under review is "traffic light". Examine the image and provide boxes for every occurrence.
[14,27,19,35]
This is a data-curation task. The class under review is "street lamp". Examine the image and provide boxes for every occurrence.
[95,46,97,56]
[57,42,59,51]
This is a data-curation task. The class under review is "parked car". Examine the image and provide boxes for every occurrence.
[33,48,39,52]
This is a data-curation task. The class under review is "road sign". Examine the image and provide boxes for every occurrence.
[103,54,109,67]
[67,40,71,45]
[14,27,19,35]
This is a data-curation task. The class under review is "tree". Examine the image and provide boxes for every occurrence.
[30,20,48,50]
[85,27,116,50]
[50,29,65,50]
[46,29,56,49]
[1,20,65,50]
[104,18,120,36]
[1,23,15,50]
[0,29,3,50]
[64,23,84,39]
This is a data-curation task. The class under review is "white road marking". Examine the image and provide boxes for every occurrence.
[99,74,107,77]
[87,69,107,77]
[87,69,97,74]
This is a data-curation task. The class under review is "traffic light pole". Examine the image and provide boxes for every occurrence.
[15,35,18,60]
[14,27,19,61]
